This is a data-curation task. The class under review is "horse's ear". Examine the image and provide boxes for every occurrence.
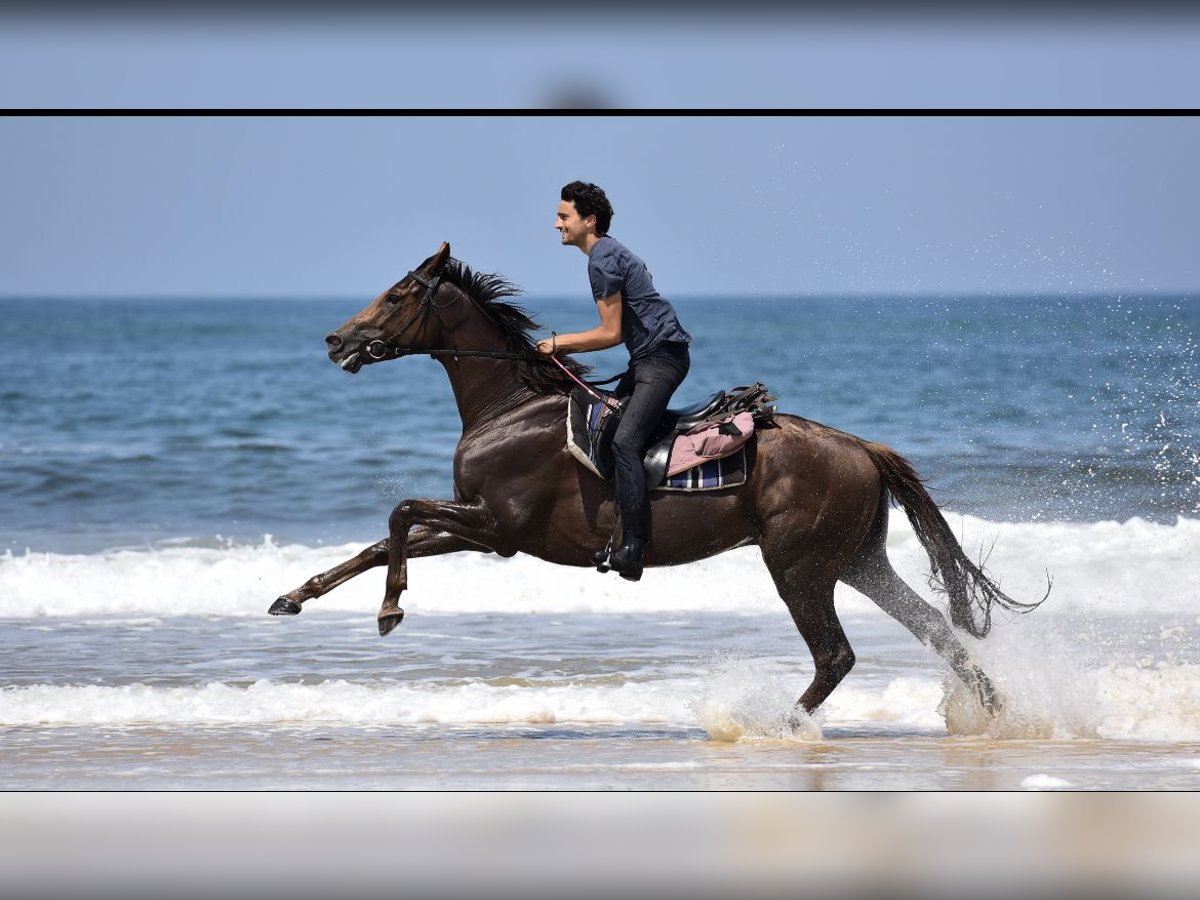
[426,241,450,272]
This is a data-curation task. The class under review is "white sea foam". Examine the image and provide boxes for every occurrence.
[0,678,697,728]
[1020,774,1075,790]
[4,661,1197,741]
[1,515,1196,620]
[821,677,949,733]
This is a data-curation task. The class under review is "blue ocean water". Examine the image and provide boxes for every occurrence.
[1,293,1197,554]
[3,292,1200,789]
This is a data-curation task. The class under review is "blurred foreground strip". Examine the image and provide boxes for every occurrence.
[2,792,1198,899]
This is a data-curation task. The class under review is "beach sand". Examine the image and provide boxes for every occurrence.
[5,723,1199,791]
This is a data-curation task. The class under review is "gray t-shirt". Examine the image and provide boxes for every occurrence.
[587,235,692,360]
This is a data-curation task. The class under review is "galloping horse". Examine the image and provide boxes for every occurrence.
[270,242,1044,718]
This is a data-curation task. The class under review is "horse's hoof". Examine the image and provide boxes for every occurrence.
[974,669,1004,717]
[983,688,1004,718]
[378,609,405,637]
[269,597,302,616]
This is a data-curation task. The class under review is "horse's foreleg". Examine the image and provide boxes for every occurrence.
[268,527,492,618]
[269,539,389,616]
[381,499,502,636]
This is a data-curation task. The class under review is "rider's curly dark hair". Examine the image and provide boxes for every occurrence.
[561,181,613,235]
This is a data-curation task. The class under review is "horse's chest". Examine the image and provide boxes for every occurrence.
[452,431,560,499]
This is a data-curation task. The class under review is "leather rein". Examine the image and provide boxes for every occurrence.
[363,267,621,401]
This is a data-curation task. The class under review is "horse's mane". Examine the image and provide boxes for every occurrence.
[440,258,592,395]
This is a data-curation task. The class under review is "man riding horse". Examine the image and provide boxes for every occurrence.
[538,181,692,582]
[273,215,1048,720]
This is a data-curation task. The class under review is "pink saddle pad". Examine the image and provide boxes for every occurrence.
[666,411,756,477]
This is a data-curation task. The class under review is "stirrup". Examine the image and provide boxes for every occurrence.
[594,508,622,573]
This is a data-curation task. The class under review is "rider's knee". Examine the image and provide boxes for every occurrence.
[611,433,640,460]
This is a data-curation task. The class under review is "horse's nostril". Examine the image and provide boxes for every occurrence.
[326,333,343,350]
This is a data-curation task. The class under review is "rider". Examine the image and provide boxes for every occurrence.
[537,181,693,582]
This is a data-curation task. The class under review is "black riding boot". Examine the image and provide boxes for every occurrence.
[608,535,646,582]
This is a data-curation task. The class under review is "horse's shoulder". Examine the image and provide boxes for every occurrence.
[453,393,567,467]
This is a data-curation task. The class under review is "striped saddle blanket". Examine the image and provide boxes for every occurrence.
[566,383,775,492]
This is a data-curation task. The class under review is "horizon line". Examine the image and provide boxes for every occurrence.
[1,288,1197,303]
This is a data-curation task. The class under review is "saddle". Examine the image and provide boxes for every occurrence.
[567,382,777,491]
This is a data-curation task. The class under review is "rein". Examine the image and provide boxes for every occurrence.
[546,354,622,409]
[365,343,532,362]
[365,342,622,396]
[363,266,623,395]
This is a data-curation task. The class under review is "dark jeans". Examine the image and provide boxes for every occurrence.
[611,340,690,542]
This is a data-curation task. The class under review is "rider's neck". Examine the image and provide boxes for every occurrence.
[578,233,603,256]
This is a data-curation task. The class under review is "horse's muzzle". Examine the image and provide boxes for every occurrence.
[326,329,385,374]
[325,332,365,373]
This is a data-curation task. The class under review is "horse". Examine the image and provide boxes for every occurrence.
[269,242,1046,720]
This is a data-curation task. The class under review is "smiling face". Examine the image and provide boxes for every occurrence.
[555,199,596,250]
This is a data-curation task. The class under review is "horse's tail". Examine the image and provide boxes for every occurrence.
[859,439,1047,638]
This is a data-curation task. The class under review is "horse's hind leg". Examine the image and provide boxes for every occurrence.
[761,547,855,716]
[841,530,1001,716]
[268,528,490,617]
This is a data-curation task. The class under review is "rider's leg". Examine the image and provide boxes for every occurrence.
[609,342,690,580]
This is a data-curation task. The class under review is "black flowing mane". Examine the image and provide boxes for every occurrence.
[440,258,591,394]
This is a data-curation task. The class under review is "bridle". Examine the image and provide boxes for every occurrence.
[364,268,452,361]
[362,266,537,363]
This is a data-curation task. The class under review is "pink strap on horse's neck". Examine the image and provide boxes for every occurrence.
[547,354,621,409]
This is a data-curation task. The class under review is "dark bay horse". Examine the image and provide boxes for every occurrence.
[271,242,1045,719]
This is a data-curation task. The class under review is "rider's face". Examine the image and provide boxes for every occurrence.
[555,200,595,248]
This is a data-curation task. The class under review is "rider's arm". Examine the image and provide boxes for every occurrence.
[538,294,622,354]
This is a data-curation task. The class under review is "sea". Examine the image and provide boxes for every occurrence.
[1,292,1199,794]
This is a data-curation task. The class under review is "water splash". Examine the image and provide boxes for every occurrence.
[690,655,823,742]
[1085,296,1200,517]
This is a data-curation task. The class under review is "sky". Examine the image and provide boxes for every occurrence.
[2,115,1198,300]
[3,6,1200,109]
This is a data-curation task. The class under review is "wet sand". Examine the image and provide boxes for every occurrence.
[5,723,1199,790]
